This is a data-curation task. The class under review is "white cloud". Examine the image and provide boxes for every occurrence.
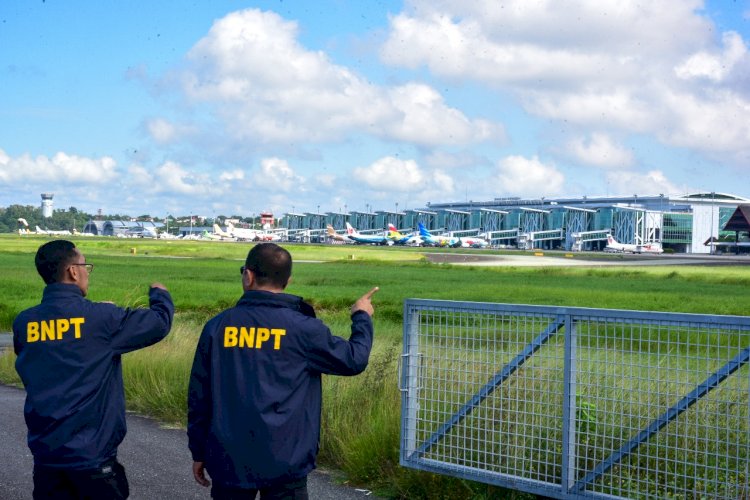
[382,1,750,164]
[494,155,565,197]
[354,157,423,191]
[126,165,154,187]
[152,161,221,196]
[0,149,117,185]
[566,133,634,168]
[219,169,245,182]
[675,32,748,83]
[431,170,455,192]
[147,118,178,144]
[171,8,498,148]
[605,170,685,197]
[658,88,750,153]
[382,1,710,87]
[424,150,488,170]
[252,157,304,192]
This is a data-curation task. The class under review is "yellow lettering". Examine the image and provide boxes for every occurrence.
[224,327,238,347]
[55,319,70,340]
[27,322,40,343]
[239,327,255,348]
[41,321,56,342]
[271,329,286,350]
[255,328,270,349]
[69,317,85,339]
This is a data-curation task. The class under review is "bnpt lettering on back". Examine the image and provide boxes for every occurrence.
[223,327,286,350]
[27,318,85,342]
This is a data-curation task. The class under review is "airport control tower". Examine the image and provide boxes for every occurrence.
[41,193,54,218]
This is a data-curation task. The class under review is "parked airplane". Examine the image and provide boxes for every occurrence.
[459,235,489,248]
[345,223,390,245]
[606,235,664,254]
[17,218,30,235]
[326,225,353,243]
[212,224,238,241]
[35,225,72,236]
[418,223,460,247]
[387,224,423,246]
[226,222,281,242]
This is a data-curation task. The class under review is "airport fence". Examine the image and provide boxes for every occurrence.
[399,300,750,499]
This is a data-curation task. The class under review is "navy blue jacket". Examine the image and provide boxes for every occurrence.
[187,290,373,488]
[13,283,174,469]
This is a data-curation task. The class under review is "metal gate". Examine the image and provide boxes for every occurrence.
[399,300,750,499]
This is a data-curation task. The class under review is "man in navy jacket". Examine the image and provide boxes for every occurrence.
[13,239,174,499]
[188,243,377,499]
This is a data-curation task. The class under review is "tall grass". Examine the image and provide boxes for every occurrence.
[2,236,750,498]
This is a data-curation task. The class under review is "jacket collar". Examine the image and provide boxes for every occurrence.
[42,282,84,301]
[237,290,316,318]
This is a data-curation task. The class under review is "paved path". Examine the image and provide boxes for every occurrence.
[0,384,376,500]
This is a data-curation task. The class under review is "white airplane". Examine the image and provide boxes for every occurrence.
[458,234,489,248]
[606,235,663,254]
[226,222,281,242]
[326,225,354,244]
[35,225,72,236]
[212,224,238,241]
[345,223,390,245]
[17,218,30,235]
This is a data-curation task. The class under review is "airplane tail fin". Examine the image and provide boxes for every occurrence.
[418,222,431,236]
[345,222,355,235]
[388,223,397,232]
[326,225,335,236]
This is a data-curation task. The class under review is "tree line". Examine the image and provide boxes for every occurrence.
[0,204,264,234]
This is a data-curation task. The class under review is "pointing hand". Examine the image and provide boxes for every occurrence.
[351,287,379,317]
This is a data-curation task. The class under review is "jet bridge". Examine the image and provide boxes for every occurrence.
[379,211,404,230]
[283,213,306,230]
[405,210,438,231]
[564,206,597,251]
[439,209,471,232]
[327,211,349,230]
[350,211,377,231]
[477,209,508,234]
[612,206,663,246]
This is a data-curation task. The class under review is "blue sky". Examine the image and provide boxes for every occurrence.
[1,0,749,219]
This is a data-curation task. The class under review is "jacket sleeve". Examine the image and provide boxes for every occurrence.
[109,286,174,355]
[304,310,374,376]
[187,324,213,462]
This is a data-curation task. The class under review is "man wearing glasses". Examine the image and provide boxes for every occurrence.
[12,239,174,499]
[188,243,378,499]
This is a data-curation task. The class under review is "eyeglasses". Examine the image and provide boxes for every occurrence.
[71,263,94,273]
[240,266,246,275]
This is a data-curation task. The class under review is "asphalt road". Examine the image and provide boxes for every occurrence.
[0,384,376,500]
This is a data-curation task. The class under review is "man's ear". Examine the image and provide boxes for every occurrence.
[65,264,78,283]
[242,268,255,290]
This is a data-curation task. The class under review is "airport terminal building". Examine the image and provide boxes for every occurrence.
[284,192,750,254]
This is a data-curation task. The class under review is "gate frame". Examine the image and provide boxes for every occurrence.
[399,299,750,499]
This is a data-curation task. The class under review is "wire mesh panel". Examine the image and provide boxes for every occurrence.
[400,300,750,499]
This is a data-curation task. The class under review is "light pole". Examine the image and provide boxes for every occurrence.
[710,192,715,255]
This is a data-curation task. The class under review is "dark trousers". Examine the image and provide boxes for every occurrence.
[32,458,129,500]
[211,476,308,500]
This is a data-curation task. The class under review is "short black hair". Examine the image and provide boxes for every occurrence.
[35,240,78,284]
[245,243,292,288]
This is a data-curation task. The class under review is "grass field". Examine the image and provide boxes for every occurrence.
[1,235,749,498]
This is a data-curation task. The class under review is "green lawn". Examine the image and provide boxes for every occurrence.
[2,235,749,498]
